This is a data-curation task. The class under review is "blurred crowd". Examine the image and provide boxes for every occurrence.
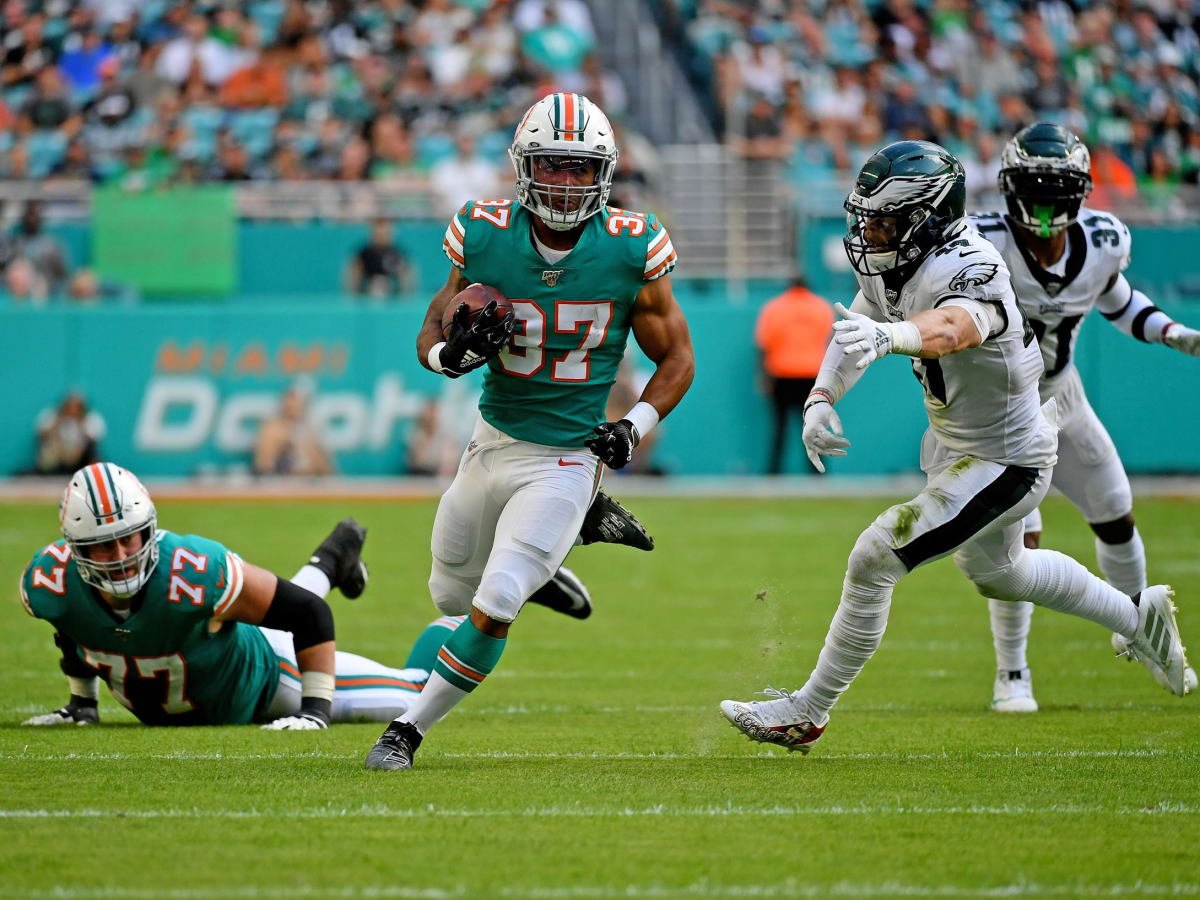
[667,0,1200,216]
[0,0,641,210]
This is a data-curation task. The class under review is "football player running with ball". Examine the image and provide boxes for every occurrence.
[972,123,1200,711]
[365,93,694,770]
[20,463,589,728]
[720,141,1191,755]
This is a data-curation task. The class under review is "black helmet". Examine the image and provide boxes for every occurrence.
[843,140,967,277]
[999,123,1092,238]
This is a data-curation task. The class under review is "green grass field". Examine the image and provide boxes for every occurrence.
[1,494,1197,899]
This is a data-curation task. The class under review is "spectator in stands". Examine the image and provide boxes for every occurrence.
[33,392,105,476]
[755,277,835,475]
[430,135,503,217]
[346,218,414,298]
[253,385,333,477]
[20,66,75,131]
[10,201,69,295]
[2,257,47,303]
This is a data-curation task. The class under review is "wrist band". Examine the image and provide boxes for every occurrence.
[803,389,834,414]
[301,670,335,703]
[427,342,447,373]
[623,401,660,443]
[886,321,924,356]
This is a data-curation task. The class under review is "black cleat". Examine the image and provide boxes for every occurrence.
[311,518,369,600]
[364,720,423,771]
[579,490,654,551]
[527,566,592,620]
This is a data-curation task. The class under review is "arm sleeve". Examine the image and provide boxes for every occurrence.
[812,292,874,403]
[937,297,1006,342]
[1096,274,1174,343]
[442,210,467,269]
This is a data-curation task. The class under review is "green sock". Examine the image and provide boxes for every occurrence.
[431,618,506,692]
[403,616,465,670]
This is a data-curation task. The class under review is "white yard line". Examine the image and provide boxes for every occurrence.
[6,882,1200,899]
[0,747,1191,762]
[1,800,1195,820]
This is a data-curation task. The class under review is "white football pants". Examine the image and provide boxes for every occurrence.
[428,415,603,623]
[259,627,432,723]
[1023,366,1132,532]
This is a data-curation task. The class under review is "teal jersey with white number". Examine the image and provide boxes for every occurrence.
[442,200,677,446]
[20,530,278,725]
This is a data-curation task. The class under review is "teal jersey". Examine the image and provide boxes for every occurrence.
[20,531,278,725]
[443,200,677,446]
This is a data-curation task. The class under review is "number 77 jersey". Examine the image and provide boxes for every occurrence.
[19,530,278,725]
[443,199,676,447]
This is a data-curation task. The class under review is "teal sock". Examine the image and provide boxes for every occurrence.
[403,616,465,670]
[431,618,506,692]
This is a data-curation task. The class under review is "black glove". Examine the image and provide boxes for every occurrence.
[585,419,640,470]
[23,694,99,726]
[439,300,515,377]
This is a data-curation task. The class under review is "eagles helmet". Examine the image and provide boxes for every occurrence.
[510,92,619,231]
[60,462,159,597]
[844,140,966,277]
[999,123,1092,238]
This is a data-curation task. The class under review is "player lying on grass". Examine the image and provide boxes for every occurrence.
[720,141,1192,755]
[18,463,623,728]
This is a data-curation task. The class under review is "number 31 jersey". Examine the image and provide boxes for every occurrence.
[442,199,676,447]
[969,207,1131,383]
[19,530,279,725]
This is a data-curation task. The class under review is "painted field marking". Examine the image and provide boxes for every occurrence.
[7,881,1200,899]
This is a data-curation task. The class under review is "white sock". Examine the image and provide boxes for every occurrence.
[796,530,905,726]
[290,564,332,599]
[989,598,1032,672]
[1094,528,1147,597]
[1020,549,1138,636]
[397,670,468,735]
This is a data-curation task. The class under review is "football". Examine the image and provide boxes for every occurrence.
[441,283,513,338]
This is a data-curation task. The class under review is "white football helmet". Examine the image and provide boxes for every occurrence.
[60,462,159,597]
[509,92,619,231]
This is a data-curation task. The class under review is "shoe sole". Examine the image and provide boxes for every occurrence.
[989,699,1039,713]
[717,703,816,754]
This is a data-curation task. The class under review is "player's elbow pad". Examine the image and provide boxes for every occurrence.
[259,578,335,652]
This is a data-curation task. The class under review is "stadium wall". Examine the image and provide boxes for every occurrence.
[3,297,1198,478]
[46,219,1200,300]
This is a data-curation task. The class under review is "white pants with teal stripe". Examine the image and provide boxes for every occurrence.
[428,415,602,622]
[258,627,433,723]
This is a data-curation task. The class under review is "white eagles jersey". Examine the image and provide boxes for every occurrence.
[969,206,1131,382]
[854,220,1056,468]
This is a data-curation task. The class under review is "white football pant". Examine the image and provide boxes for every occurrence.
[428,415,603,623]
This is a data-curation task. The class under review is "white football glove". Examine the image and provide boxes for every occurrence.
[1164,323,1200,357]
[832,302,895,370]
[801,400,850,473]
[261,713,328,731]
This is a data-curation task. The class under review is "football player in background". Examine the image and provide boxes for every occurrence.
[19,463,592,728]
[365,93,695,770]
[972,123,1200,711]
[720,142,1191,754]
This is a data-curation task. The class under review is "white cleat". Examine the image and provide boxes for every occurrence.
[718,687,826,754]
[1111,586,1191,696]
[1112,636,1196,694]
[990,667,1038,713]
